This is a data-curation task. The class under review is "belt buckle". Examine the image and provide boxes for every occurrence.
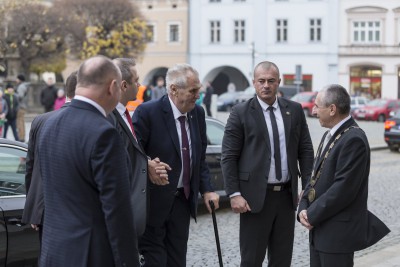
[273,185,282,191]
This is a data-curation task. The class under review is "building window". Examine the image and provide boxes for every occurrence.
[234,0,246,2]
[210,20,221,43]
[169,24,179,42]
[276,19,287,42]
[209,0,221,2]
[234,20,245,43]
[146,24,155,43]
[352,21,381,44]
[309,19,321,42]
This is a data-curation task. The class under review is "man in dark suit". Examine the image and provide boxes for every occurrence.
[202,81,213,117]
[221,61,314,267]
[109,58,171,239]
[298,84,390,267]
[22,70,77,243]
[133,63,220,267]
[37,56,139,266]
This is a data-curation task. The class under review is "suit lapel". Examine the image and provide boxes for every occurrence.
[278,98,291,148]
[162,97,181,156]
[113,109,146,156]
[250,98,271,151]
[313,118,357,172]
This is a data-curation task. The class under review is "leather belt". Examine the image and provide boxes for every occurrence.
[267,182,291,192]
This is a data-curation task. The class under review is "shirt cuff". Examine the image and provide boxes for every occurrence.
[229,192,241,198]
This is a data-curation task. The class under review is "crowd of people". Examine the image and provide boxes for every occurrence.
[4,56,390,267]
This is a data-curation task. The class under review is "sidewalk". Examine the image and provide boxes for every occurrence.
[355,243,400,267]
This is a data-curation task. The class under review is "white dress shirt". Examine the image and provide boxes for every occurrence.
[168,97,192,188]
[257,96,289,184]
[115,102,135,138]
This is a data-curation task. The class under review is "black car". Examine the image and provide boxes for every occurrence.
[384,109,400,152]
[0,138,40,266]
[204,117,226,199]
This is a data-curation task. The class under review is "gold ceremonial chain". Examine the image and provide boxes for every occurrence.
[308,126,360,203]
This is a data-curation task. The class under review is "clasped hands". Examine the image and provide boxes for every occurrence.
[299,209,314,230]
[148,157,171,185]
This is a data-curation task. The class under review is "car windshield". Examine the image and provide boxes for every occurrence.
[218,92,238,101]
[292,94,313,102]
[367,99,387,107]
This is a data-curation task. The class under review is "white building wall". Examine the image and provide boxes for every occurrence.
[189,0,339,93]
[339,0,400,98]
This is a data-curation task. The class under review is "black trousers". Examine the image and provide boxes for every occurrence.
[3,119,19,141]
[310,244,354,267]
[139,193,190,267]
[240,189,295,267]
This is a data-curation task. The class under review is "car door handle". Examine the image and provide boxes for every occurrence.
[8,217,23,226]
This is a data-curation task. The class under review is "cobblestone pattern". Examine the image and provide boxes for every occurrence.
[187,150,400,266]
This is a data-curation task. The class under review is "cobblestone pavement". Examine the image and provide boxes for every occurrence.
[187,149,400,266]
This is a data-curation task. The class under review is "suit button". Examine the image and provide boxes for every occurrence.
[142,169,146,173]
[142,189,146,193]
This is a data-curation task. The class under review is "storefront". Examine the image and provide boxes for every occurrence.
[349,66,382,99]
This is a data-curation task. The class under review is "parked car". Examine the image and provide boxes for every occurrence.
[290,91,318,117]
[234,86,255,104]
[235,85,302,104]
[205,117,226,199]
[217,91,242,112]
[353,99,400,122]
[350,96,369,115]
[384,109,400,152]
[0,138,40,266]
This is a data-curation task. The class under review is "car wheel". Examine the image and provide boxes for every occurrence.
[378,114,385,122]
[389,144,399,152]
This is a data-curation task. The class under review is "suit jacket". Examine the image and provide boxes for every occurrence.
[132,95,213,227]
[38,99,139,267]
[221,97,314,212]
[22,103,69,225]
[108,109,148,236]
[298,117,390,253]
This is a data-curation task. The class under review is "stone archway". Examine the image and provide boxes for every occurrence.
[203,66,250,95]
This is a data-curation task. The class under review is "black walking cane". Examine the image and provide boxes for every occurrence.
[209,200,223,267]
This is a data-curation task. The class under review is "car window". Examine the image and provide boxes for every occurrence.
[0,146,26,197]
[388,102,395,109]
[351,99,356,105]
[359,99,366,105]
[206,120,225,146]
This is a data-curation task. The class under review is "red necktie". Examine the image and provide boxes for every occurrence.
[124,109,136,139]
[178,116,190,199]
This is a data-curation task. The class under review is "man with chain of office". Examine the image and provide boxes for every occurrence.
[298,84,390,267]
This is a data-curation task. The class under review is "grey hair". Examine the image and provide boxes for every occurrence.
[113,58,136,86]
[166,63,199,93]
[320,84,351,115]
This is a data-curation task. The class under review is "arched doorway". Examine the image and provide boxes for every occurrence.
[143,67,168,87]
[203,66,249,95]
[350,65,382,99]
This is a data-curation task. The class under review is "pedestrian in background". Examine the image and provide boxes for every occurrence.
[151,76,166,100]
[133,63,220,267]
[221,61,314,267]
[3,83,19,141]
[298,84,390,267]
[0,89,8,137]
[40,77,57,112]
[37,56,139,266]
[22,70,77,248]
[203,81,213,117]
[15,74,29,142]
[53,89,66,110]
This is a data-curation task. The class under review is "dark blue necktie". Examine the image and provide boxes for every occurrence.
[178,116,190,199]
[267,106,282,180]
